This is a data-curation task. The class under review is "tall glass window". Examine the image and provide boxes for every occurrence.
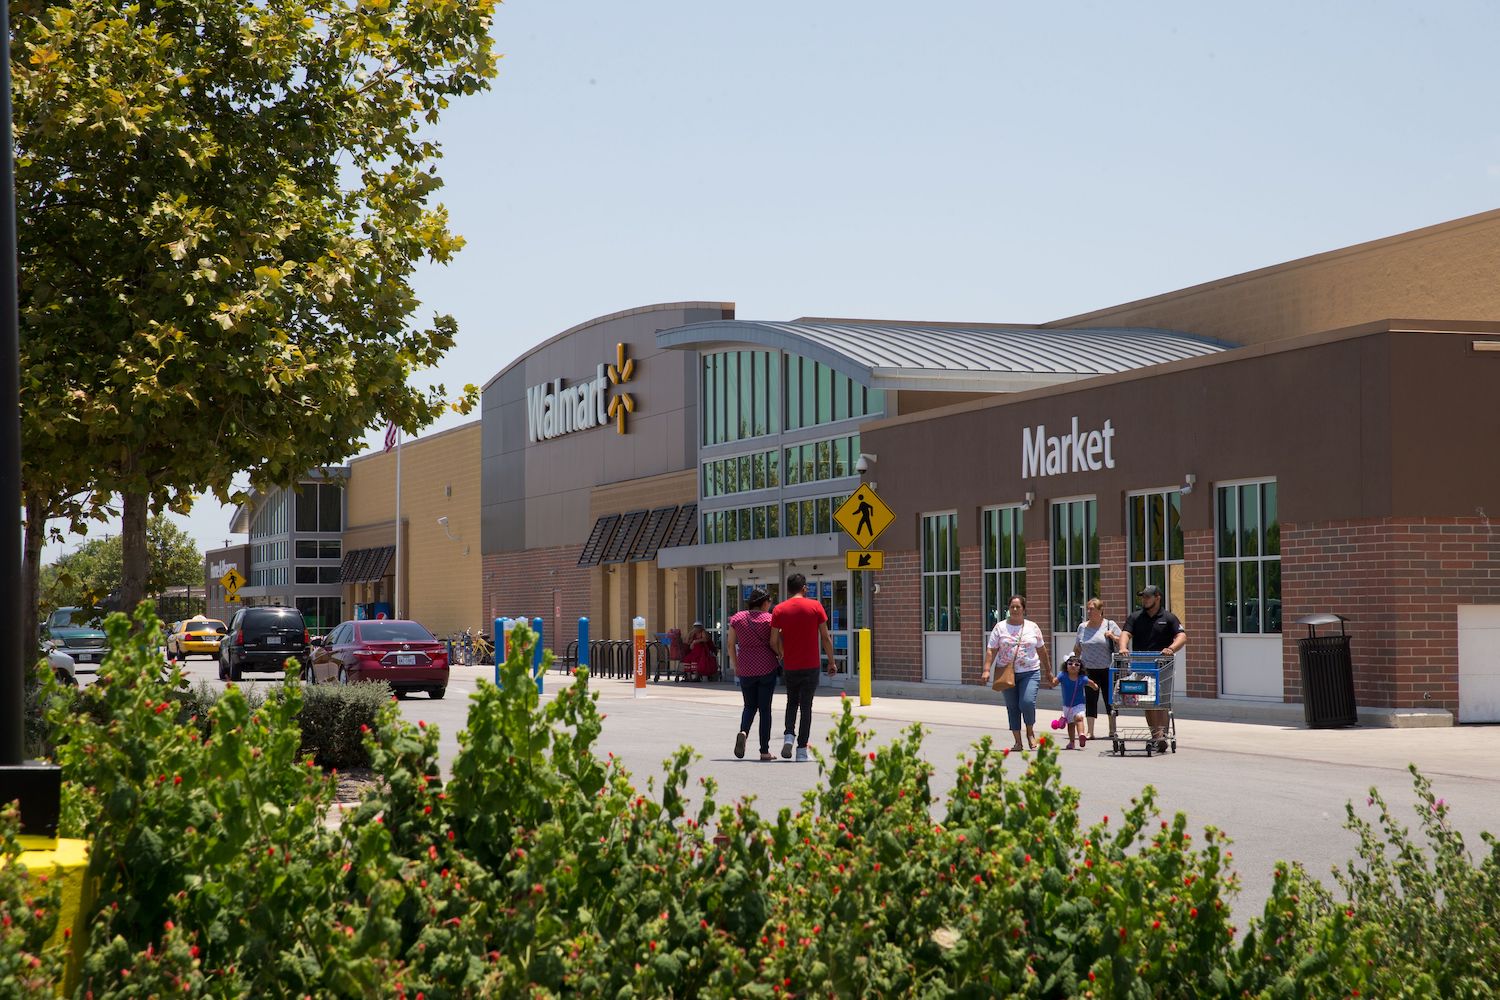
[922,512,960,633]
[1050,498,1099,635]
[1217,481,1280,634]
[1127,490,1184,613]
[982,506,1026,631]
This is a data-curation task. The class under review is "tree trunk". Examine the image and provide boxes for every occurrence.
[22,493,47,643]
[119,491,150,614]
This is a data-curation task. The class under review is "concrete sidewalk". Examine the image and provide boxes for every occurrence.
[614,674,1494,782]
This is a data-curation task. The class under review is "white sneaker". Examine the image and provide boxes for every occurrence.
[781,734,794,759]
[795,746,810,762]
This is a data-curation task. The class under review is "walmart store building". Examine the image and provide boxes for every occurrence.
[482,211,1500,724]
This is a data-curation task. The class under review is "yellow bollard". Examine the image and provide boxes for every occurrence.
[14,836,91,987]
[858,627,872,706]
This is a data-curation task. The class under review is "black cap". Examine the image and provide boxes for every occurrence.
[746,587,771,607]
[1137,584,1163,599]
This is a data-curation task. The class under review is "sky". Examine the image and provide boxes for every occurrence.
[44,0,1500,562]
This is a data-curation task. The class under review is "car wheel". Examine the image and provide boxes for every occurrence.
[230,658,243,683]
[393,688,408,700]
[338,666,350,686]
[429,686,446,700]
[218,656,228,682]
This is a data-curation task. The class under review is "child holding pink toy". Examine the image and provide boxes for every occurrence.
[1056,655,1100,750]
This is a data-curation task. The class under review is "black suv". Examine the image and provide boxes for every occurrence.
[219,606,311,681]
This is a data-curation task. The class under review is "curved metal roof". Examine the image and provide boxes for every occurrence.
[657,320,1235,392]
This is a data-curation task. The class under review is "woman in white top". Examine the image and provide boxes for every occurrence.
[1072,597,1122,739]
[980,594,1055,752]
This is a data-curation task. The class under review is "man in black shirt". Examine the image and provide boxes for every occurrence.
[1118,585,1186,752]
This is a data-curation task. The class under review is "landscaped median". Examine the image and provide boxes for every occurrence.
[2,606,1496,996]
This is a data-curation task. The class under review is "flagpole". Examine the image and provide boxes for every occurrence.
[394,428,403,619]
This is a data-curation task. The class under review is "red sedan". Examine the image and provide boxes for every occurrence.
[310,619,449,699]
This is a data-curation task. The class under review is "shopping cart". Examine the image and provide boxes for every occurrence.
[1107,651,1177,756]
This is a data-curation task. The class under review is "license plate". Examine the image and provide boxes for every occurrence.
[396,654,416,666]
[266,636,282,646]
[76,652,94,663]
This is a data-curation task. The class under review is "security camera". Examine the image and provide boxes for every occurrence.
[437,516,449,527]
[854,455,868,475]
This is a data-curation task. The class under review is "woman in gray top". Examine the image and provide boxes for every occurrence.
[1071,598,1122,739]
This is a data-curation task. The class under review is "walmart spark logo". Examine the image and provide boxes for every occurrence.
[606,342,636,434]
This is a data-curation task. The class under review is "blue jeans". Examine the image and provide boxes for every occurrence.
[1002,669,1041,733]
[737,672,777,755]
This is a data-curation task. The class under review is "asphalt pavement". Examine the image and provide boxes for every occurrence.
[171,656,1500,922]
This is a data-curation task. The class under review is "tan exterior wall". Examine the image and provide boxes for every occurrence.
[1049,209,1500,344]
[345,422,482,638]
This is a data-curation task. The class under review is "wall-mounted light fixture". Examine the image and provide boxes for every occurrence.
[1020,491,1035,511]
[1180,474,1197,496]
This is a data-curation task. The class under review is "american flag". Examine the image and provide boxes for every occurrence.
[384,421,399,452]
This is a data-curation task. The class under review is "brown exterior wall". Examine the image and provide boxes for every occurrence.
[343,422,482,638]
[1049,209,1500,346]
[204,544,251,624]
[862,327,1500,711]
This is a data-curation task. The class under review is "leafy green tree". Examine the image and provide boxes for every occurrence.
[39,515,203,616]
[14,0,496,612]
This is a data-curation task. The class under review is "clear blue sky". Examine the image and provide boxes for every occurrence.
[50,0,1500,561]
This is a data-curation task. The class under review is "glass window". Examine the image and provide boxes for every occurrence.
[1126,489,1184,617]
[801,499,814,534]
[752,505,767,540]
[319,566,341,584]
[296,566,318,584]
[739,350,753,440]
[768,352,781,434]
[922,512,961,633]
[320,540,340,559]
[1050,498,1099,634]
[783,447,799,486]
[801,357,816,432]
[318,484,342,532]
[833,371,850,421]
[296,487,318,532]
[784,502,800,537]
[817,363,833,424]
[767,503,779,538]
[725,352,740,443]
[816,441,831,481]
[816,497,832,534]
[738,508,751,541]
[297,540,319,560]
[1216,480,1281,635]
[738,455,752,493]
[785,354,801,430]
[834,437,850,478]
[982,506,1027,631]
[767,449,779,488]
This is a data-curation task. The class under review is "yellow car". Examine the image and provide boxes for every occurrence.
[169,617,227,660]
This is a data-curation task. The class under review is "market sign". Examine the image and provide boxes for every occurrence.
[526,342,638,442]
[1021,417,1117,478]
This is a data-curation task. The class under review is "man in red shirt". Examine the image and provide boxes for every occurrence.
[770,573,837,761]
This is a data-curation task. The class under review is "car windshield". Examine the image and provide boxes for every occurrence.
[358,621,435,642]
[53,610,104,629]
[187,621,226,633]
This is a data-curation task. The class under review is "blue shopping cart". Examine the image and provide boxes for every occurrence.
[1108,651,1177,756]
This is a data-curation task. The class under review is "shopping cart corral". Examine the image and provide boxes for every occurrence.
[1108,652,1177,756]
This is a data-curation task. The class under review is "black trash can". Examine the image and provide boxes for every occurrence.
[1295,614,1358,728]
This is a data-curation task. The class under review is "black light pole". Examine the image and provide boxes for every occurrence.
[0,0,62,837]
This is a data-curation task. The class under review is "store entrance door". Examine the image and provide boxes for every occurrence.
[801,573,850,675]
[722,568,780,650]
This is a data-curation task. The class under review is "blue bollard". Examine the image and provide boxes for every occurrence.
[577,617,590,675]
[531,616,544,695]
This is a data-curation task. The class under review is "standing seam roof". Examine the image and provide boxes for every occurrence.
[657,320,1233,387]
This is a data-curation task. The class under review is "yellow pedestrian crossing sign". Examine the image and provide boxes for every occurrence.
[220,568,246,591]
[835,485,894,549]
[846,549,884,571]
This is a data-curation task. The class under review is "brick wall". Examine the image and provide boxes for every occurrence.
[482,544,592,654]
[1280,517,1500,717]
[1183,529,1217,698]
[873,550,922,682]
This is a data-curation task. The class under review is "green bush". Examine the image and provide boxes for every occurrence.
[4,603,1498,997]
[298,682,394,769]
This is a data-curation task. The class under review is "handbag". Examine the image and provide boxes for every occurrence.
[990,632,1021,691]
